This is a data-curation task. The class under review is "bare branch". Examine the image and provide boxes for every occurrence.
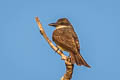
[35,17,74,80]
[61,58,74,80]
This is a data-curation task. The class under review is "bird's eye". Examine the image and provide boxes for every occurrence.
[60,22,64,25]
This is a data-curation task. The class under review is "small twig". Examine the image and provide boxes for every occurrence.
[35,17,66,60]
[35,17,74,80]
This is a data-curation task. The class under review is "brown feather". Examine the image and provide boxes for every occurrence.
[52,24,90,68]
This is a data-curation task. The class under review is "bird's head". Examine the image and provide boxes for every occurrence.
[49,18,71,28]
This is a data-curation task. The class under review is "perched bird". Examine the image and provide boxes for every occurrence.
[49,18,90,68]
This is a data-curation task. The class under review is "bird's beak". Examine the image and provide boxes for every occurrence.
[48,23,57,27]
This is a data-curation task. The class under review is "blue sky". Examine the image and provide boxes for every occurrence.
[0,0,120,80]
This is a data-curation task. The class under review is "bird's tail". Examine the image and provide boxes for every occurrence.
[70,52,91,68]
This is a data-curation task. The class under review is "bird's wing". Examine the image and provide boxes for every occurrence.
[71,28,80,52]
[52,28,79,53]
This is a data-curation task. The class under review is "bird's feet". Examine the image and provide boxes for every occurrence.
[55,46,63,53]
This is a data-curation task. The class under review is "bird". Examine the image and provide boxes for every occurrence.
[49,18,90,68]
